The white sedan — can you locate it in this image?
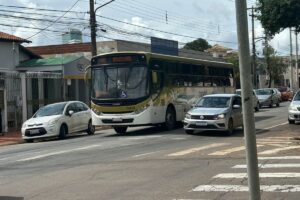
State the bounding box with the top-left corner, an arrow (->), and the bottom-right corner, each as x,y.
21,101 -> 95,142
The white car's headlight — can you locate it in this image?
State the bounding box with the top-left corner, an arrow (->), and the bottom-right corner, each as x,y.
48,118 -> 59,126
185,113 -> 191,119
22,122 -> 28,129
289,106 -> 298,111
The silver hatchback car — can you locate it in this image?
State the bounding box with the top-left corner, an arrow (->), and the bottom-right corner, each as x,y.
183,94 -> 243,135
288,90 -> 300,124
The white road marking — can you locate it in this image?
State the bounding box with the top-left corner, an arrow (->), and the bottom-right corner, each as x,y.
132,151 -> 161,158
17,144 -> 101,162
208,145 -> 263,156
257,141 -> 292,144
258,156 -> 300,160
263,122 -> 288,130
168,143 -> 228,156
267,137 -> 295,139
192,185 -> 300,192
172,137 -> 187,140
213,173 -> 300,179
233,163 -> 300,169
127,136 -> 162,140
259,146 -> 300,155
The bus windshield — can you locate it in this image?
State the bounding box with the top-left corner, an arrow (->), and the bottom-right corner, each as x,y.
92,64 -> 149,99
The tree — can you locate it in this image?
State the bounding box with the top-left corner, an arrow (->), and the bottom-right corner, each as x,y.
256,0 -> 300,36
262,45 -> 288,87
225,53 -> 240,88
183,38 -> 212,52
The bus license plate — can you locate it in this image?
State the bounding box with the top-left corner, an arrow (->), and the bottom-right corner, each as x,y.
112,118 -> 123,122
196,122 -> 207,126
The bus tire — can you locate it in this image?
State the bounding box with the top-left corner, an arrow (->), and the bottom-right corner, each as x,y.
164,106 -> 176,131
113,126 -> 128,134
185,130 -> 194,134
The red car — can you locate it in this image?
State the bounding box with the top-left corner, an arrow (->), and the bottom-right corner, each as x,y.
277,87 -> 294,101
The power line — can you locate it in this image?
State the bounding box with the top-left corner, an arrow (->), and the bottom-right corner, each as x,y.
26,0 -> 81,39
98,15 -> 237,44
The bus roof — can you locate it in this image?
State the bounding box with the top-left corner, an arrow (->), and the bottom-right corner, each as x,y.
92,51 -> 233,68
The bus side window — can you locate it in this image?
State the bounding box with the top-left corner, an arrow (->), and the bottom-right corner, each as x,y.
152,71 -> 162,93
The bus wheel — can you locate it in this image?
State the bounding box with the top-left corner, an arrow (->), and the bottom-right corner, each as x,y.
185,130 -> 194,134
164,106 -> 176,131
113,126 -> 128,134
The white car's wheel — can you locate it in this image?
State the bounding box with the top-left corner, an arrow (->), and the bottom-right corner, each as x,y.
87,120 -> 95,135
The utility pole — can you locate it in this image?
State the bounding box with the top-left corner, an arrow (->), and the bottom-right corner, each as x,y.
296,31 -> 299,89
89,0 -> 115,57
235,1 -> 261,200
250,6 -> 257,89
90,0 -> 97,56
290,28 -> 294,89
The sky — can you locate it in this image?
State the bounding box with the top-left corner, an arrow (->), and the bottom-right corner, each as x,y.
0,0 -> 296,56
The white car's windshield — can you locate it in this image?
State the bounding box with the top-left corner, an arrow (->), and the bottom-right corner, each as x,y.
294,92 -> 300,101
34,102 -> 67,117
256,89 -> 272,95
196,97 -> 231,108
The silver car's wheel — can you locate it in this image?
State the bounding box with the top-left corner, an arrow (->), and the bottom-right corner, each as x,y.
289,119 -> 295,124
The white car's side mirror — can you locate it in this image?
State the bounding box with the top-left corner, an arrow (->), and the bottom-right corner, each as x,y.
68,110 -> 74,116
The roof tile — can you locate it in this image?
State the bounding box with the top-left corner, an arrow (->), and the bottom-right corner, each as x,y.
0,32 -> 30,43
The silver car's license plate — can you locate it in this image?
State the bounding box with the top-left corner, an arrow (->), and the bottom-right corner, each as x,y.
196,121 -> 207,126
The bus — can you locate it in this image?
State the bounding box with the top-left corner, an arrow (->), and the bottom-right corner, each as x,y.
89,51 -> 234,134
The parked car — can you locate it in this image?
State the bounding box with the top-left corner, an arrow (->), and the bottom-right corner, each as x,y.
183,94 -> 243,135
255,88 -> 280,108
278,87 -> 294,101
235,89 -> 260,112
21,101 -> 95,142
288,90 -> 300,124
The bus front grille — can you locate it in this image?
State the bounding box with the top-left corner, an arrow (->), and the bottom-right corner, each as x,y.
102,119 -> 134,124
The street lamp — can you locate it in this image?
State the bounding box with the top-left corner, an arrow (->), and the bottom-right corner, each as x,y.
89,0 -> 115,56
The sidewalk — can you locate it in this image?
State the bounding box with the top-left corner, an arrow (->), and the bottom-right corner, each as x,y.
0,131 -> 22,146
0,126 -> 111,146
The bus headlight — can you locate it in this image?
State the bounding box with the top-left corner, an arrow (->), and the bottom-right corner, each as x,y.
185,113 -> 191,119
92,108 -> 103,115
134,104 -> 149,114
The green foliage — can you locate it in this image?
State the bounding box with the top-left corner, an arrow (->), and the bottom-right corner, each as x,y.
262,45 -> 288,87
225,54 -> 240,88
183,38 -> 212,52
256,0 -> 300,36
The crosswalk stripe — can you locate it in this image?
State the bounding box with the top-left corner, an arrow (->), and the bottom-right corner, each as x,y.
192,185 -> 300,192
259,146 -> 300,155
208,145 -> 264,156
257,141 -> 293,144
233,163 -> 300,169
213,173 -> 300,179
258,156 -> 300,160
167,143 -> 228,156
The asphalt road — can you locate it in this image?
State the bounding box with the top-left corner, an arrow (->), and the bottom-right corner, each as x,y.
1,101 -> 300,200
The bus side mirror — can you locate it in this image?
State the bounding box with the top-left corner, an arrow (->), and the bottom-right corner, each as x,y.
84,66 -> 91,86
152,71 -> 158,84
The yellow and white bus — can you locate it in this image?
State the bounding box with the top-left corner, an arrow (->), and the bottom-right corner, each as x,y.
89,52 -> 234,134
